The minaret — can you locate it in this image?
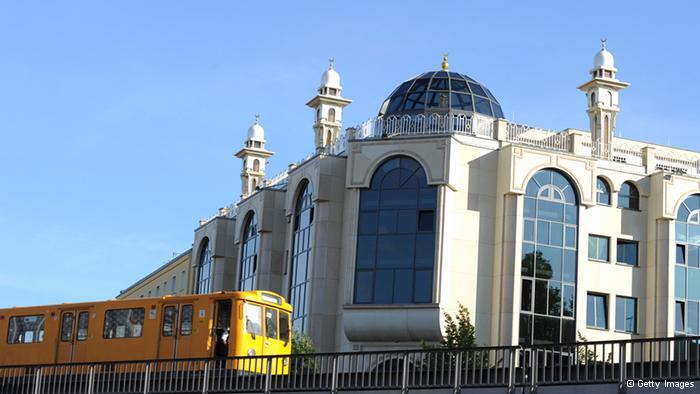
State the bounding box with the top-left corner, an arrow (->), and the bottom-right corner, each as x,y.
235,115 -> 273,197
577,40 -> 630,157
306,58 -> 352,151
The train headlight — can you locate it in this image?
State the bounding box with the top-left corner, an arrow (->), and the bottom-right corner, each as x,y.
247,348 -> 256,356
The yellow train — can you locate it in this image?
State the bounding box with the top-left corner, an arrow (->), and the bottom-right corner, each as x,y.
0,291 -> 291,370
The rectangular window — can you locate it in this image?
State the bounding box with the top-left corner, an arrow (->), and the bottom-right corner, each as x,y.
77,312 -> 89,341
677,244 -> 686,265
617,240 -> 638,266
103,308 -> 145,339
180,305 -> 193,336
244,303 -> 263,337
162,306 -> 177,337
676,301 -> 686,332
60,313 -> 74,342
615,296 -> 637,333
587,293 -> 608,329
265,308 -> 278,339
171,276 -> 177,294
181,270 -> 186,291
279,311 -> 291,343
588,235 -> 610,262
7,315 -> 45,344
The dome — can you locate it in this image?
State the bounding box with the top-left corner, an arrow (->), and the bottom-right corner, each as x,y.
247,119 -> 265,141
594,48 -> 615,69
320,67 -> 341,89
378,71 -> 504,119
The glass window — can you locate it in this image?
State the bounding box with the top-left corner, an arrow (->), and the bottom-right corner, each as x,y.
244,303 -> 263,337
676,195 -> 700,334
7,315 -> 45,344
60,313 -> 74,342
265,308 -> 278,339
615,296 -> 636,333
589,235 -> 610,262
77,312 -> 89,341
587,293 -> 607,329
290,181 -> 315,333
676,301 -> 685,332
180,305 -> 193,336
279,312 -> 290,343
596,177 -> 611,205
618,182 -> 640,210
240,213 -> 259,291
196,239 -> 212,294
520,169 -> 578,346
162,306 -> 177,337
103,308 -> 145,339
354,156 -> 436,305
617,240 -> 638,266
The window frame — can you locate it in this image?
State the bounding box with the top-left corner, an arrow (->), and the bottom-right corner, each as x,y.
616,239 -> 639,267
586,293 -> 608,330
596,177 -> 611,206
615,295 -> 637,333
6,314 -> 46,345
588,234 -> 611,262
180,304 -> 193,336
618,181 -> 640,211
102,308 -> 145,339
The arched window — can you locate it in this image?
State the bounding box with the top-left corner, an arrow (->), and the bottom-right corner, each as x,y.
608,92 -> 614,106
196,238 -> 212,294
251,179 -> 258,191
596,177 -> 611,205
520,169 -> 578,345
326,130 -> 332,146
590,92 -> 596,107
618,182 -> 639,210
354,156 -> 437,305
239,213 -> 258,291
328,108 -> 336,122
253,159 -> 260,172
604,115 -> 610,137
290,181 -> 314,332
675,194 -> 700,334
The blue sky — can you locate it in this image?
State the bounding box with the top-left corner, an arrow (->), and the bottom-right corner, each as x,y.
1,1 -> 698,307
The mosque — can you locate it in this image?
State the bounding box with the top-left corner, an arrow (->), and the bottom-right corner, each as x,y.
119,43 -> 700,353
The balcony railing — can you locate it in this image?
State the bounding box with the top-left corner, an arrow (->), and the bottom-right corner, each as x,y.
2,336 -> 700,393
350,113 -> 495,140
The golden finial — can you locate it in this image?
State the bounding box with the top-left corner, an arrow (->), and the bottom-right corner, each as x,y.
441,53 -> 449,71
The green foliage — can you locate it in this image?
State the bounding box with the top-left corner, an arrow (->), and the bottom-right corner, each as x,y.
577,331 -> 612,363
291,331 -> 315,355
440,304 -> 477,349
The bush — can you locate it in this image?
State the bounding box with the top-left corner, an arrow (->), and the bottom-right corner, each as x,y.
291,331 -> 315,354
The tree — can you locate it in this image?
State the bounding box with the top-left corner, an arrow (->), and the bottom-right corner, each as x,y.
290,331 -> 317,373
291,331 -> 315,354
441,304 -> 477,349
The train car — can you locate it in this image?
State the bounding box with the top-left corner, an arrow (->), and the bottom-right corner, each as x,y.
0,291 -> 291,369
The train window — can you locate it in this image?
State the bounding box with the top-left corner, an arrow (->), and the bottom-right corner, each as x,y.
162,306 -> 177,337
265,308 -> 278,339
7,315 -> 45,344
244,303 -> 263,337
77,312 -> 89,341
60,313 -> 74,342
103,308 -> 145,339
279,312 -> 290,343
180,305 -> 193,336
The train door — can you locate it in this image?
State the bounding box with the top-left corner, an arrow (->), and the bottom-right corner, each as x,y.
56,309 -> 91,363
263,307 -> 291,374
157,303 -> 195,359
212,300 -> 233,358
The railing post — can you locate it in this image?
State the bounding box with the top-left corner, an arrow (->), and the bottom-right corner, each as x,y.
87,365 -> 95,394
331,355 -> 339,394
201,360 -> 210,394
32,367 -> 41,394
619,343 -> 627,393
507,348 -> 516,393
143,362 -> 150,394
530,349 -> 537,394
401,353 -> 409,394
453,351 -> 462,394
264,357 -> 273,394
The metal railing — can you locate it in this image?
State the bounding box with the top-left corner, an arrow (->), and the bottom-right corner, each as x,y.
349,113 -> 494,140
2,336 -> 700,393
505,123 -> 569,152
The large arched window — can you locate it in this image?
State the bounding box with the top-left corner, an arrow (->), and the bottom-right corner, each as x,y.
196,238 -> 212,294
290,181 -> 314,332
354,156 -> 437,304
675,194 -> 700,334
239,213 -> 258,291
520,169 -> 578,345
596,177 -> 611,206
618,181 -> 639,210
328,108 -> 336,122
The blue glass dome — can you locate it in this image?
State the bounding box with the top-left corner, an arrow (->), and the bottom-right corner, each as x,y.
378,71 -> 504,119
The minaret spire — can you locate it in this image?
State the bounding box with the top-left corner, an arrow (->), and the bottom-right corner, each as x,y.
306,59 -> 352,152
234,115 -> 273,197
